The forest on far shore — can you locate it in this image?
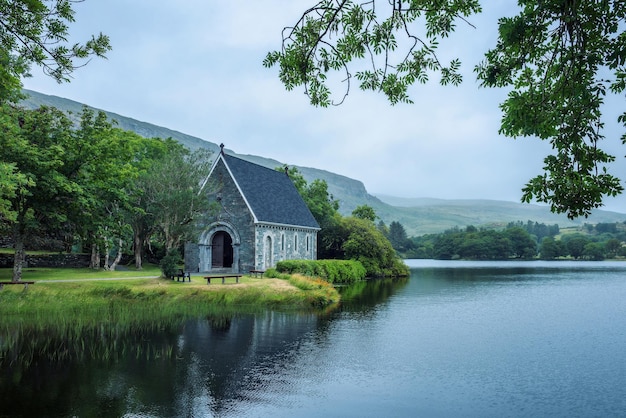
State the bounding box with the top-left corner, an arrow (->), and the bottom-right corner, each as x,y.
382,220 -> 626,261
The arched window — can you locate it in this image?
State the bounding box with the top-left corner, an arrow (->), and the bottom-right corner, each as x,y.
264,235 -> 272,268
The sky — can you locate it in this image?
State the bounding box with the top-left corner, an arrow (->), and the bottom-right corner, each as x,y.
21,1 -> 626,213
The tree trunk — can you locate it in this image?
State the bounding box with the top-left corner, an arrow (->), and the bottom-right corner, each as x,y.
109,238 -> 123,271
12,234 -> 25,282
102,235 -> 110,271
134,231 -> 143,270
90,242 -> 100,269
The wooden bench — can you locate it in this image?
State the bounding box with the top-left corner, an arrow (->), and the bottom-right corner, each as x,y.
0,281 -> 35,290
171,269 -> 191,282
249,269 -> 265,277
204,274 -> 242,284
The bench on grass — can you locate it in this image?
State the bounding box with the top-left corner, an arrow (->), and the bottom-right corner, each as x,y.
0,281 -> 35,290
204,274 -> 242,284
249,269 -> 265,277
171,269 -> 191,282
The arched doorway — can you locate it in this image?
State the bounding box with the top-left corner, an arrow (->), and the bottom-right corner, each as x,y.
198,222 -> 240,273
212,231 -> 233,268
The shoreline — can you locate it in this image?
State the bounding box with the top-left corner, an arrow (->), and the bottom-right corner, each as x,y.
0,274 -> 341,330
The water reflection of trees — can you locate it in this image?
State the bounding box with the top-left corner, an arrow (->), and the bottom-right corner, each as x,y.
339,277 -> 409,312
0,322 -> 182,417
0,311 -> 327,417
0,278 -> 408,416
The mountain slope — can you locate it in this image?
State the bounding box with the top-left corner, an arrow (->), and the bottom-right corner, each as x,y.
19,89 -> 626,236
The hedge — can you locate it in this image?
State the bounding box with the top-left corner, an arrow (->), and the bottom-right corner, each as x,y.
275,259 -> 366,284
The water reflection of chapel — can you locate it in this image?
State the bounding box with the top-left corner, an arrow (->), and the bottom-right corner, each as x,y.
185,145 -> 320,274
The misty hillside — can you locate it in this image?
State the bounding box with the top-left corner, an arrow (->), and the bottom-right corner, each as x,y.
20,89 -> 626,236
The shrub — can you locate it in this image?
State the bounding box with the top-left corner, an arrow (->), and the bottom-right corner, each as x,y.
159,249 -> 182,278
275,259 -> 365,284
340,217 -> 409,277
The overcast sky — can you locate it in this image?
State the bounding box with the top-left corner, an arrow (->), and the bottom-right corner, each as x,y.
22,1 -> 626,213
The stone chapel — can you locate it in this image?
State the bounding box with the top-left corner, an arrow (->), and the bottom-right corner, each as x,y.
184,145 -> 320,273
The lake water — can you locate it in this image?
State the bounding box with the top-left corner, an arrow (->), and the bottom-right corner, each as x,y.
2,260 -> 626,417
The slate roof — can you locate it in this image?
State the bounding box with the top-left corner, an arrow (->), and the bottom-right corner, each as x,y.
220,153 -> 320,229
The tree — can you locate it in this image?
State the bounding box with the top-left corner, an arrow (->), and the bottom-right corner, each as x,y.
303,179 -> 341,258
605,238 -> 622,259
539,236 -> 561,260
264,0 -> 481,106
0,105 -> 124,281
135,143 -> 214,256
0,162 -> 31,224
433,231 -> 461,260
565,235 -> 590,259
595,223 -> 618,234
388,221 -> 409,252
0,0 -> 111,102
281,165 -> 340,229
583,242 -> 605,261
280,165 -> 308,194
280,165 -> 342,258
267,1 -> 626,218
352,204 -> 377,222
504,227 -> 537,259
476,1 -> 626,219
1,105 -> 73,280
301,179 -> 340,227
341,216 -> 408,277
458,229 -> 511,259
73,120 -> 150,270
1,104 -> 178,277
377,219 -> 389,238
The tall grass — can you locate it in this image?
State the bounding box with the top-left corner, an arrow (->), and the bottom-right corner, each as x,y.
0,273 -> 340,367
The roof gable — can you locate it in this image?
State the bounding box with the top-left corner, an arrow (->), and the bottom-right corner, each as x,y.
211,152 -> 319,229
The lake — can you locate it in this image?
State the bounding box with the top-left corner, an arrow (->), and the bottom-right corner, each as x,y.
2,260 -> 626,417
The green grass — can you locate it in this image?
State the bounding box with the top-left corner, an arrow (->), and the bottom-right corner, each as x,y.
0,269 -> 342,365
0,270 -> 340,320
0,265 -> 162,281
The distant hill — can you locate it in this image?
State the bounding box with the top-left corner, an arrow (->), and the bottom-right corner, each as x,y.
20,89 -> 218,153
373,195 -> 626,235
20,89 -> 626,236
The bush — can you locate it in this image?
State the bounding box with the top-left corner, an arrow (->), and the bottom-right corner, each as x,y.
340,217 -> 409,277
275,259 -> 366,284
159,249 -> 182,278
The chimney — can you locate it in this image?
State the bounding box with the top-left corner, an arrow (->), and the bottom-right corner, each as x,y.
284,166 -> 289,177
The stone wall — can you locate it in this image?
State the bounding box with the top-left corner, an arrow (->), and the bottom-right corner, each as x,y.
0,253 -> 92,268
184,242 -> 200,273
215,159 -> 255,270
186,158 -> 256,273
254,224 -> 317,270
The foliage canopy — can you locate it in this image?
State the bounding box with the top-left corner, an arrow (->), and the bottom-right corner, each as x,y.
266,1 -> 626,219
0,0 -> 110,103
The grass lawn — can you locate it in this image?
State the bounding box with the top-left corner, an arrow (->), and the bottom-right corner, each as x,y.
0,265 -> 162,281
0,265 -> 341,326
